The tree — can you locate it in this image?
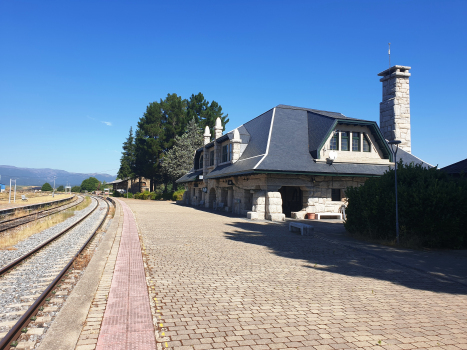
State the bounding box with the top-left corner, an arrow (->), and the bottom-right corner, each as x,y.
134,101 -> 165,192
41,182 -> 53,191
80,177 -> 100,192
71,186 -> 81,193
161,118 -> 203,181
187,93 -> 229,140
117,127 -> 135,180
57,185 -> 65,192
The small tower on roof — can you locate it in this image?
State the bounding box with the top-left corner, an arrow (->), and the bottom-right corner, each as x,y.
203,126 -> 211,145
214,117 -> 223,139
378,65 -> 412,154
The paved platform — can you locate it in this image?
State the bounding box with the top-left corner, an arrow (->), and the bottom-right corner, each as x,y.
124,199 -> 467,350
95,199 -> 156,349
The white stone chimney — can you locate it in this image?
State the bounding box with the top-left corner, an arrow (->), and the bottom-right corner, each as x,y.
214,117 -> 223,139
378,65 -> 411,153
203,126 -> 211,145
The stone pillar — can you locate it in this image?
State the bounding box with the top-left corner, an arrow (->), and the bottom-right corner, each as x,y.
227,189 -> 233,211
378,65 -> 411,153
231,128 -> 241,163
265,191 -> 285,222
248,190 -> 266,220
214,117 -> 223,140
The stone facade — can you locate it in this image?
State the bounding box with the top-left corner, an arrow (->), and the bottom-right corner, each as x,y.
182,172 -> 367,222
378,65 -> 411,153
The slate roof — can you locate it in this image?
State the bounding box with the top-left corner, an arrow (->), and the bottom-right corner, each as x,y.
440,158 -> 467,175
177,104 -> 431,183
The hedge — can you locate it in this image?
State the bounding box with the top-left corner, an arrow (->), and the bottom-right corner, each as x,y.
344,161 -> 467,249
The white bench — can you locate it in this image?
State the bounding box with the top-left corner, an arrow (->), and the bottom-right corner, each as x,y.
316,212 -> 342,220
289,222 -> 314,236
21,195 -> 28,201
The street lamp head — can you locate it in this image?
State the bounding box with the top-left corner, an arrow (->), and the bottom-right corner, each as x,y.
388,140 -> 401,145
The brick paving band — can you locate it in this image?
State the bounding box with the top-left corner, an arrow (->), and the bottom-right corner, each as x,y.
95,199 -> 156,350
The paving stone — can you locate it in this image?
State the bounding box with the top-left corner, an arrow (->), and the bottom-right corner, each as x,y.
125,200 -> 467,350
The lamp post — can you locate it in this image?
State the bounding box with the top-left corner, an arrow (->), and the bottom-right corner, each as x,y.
388,140 -> 401,244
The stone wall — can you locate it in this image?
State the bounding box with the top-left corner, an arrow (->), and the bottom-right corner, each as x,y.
181,173 -> 368,221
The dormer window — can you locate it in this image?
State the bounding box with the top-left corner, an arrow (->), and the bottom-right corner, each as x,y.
352,132 -> 360,151
199,155 -> 204,169
341,132 -> 350,151
222,143 -> 232,163
330,132 -> 339,150
363,134 -> 371,152
209,151 -> 214,166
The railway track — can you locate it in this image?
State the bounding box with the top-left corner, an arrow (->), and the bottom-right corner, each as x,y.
0,196 -> 113,349
0,196 -> 82,234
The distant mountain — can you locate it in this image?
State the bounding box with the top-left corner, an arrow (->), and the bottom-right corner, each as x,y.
0,165 -> 116,186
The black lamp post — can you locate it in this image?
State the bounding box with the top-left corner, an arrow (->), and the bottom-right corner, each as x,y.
388,140 -> 401,244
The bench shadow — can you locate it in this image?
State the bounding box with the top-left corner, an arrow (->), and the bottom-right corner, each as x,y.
223,219 -> 467,295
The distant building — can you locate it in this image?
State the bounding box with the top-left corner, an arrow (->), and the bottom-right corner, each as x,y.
107,177 -> 151,193
0,184 -> 5,193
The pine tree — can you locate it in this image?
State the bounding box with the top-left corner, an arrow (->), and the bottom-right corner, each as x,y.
117,127 -> 135,180
187,93 -> 229,140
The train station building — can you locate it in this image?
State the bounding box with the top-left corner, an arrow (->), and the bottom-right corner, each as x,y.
177,65 -> 431,221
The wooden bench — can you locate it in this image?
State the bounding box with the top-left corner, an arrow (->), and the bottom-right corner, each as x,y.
289,222 -> 314,236
21,195 -> 28,201
316,212 -> 342,220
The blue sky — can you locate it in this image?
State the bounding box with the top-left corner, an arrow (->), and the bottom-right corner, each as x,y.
1,0 -> 466,177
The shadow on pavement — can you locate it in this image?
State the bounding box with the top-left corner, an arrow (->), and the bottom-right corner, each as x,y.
223,219 -> 467,295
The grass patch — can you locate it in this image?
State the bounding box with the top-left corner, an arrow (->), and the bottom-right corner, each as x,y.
0,196 -> 93,250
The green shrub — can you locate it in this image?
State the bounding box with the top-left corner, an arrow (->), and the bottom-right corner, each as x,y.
344,161 -> 467,249
172,189 -> 185,201
112,191 -> 120,197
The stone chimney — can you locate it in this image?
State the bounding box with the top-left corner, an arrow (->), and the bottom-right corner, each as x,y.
378,65 -> 411,153
203,126 -> 211,145
214,117 -> 223,139
231,128 -> 241,163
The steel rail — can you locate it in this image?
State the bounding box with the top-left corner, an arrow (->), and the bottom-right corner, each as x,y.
0,196 -> 111,350
0,195 -> 76,218
0,196 -> 97,275
0,196 -> 80,233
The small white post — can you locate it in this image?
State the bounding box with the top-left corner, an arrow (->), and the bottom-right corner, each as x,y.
9,179 -> 11,203
14,180 -> 16,203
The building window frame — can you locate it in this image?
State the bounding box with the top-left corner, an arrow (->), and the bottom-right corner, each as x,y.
362,133 -> 371,152
330,132 -> 339,150
221,143 -> 232,163
199,155 -> 203,169
352,132 -> 361,152
209,150 -> 214,166
331,188 -> 341,201
341,132 -> 350,151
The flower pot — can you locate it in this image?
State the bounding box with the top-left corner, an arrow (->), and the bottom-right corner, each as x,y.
306,213 -> 316,220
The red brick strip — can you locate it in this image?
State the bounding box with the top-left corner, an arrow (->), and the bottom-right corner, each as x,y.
96,199 -> 156,350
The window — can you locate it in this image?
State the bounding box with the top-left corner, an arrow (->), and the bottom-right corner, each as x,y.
331,189 -> 341,201
352,132 -> 360,151
330,132 -> 339,150
209,151 -> 214,166
363,134 -> 371,152
199,155 -> 203,169
341,132 -> 350,151
222,144 -> 232,163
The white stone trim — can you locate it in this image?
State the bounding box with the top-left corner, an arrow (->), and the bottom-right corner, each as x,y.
253,108 -> 276,170
236,154 -> 265,162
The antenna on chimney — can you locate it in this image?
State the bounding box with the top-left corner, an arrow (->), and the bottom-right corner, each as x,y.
388,43 -> 391,67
